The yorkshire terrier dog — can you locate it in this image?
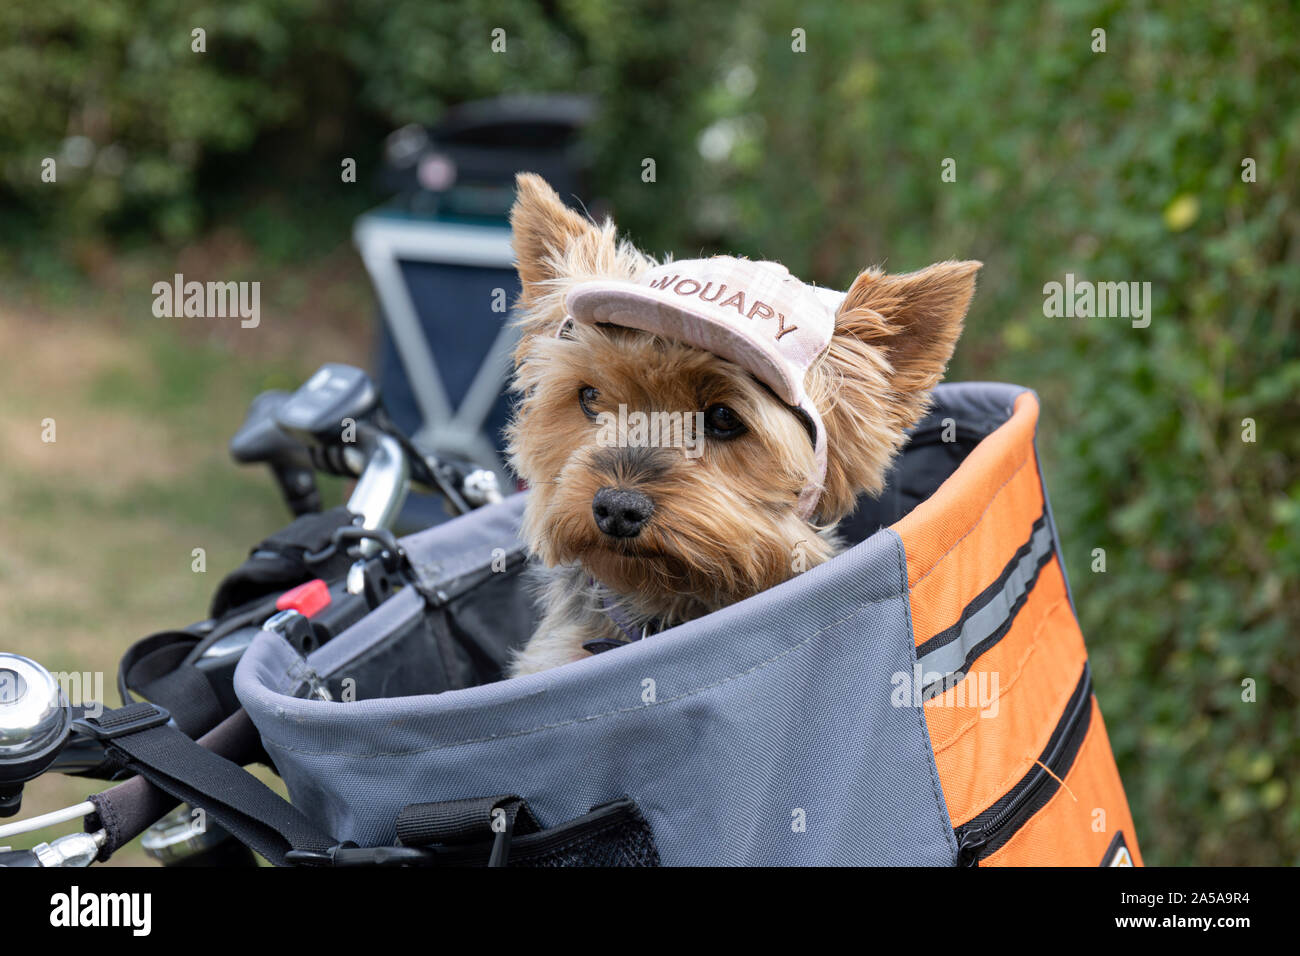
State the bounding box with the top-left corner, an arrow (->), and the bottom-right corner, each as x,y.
505,173 -> 979,676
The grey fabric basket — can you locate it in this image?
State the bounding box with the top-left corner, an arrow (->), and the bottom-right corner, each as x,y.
234,382 -> 1033,865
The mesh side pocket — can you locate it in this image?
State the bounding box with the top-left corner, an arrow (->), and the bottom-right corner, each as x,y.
512,800 -> 661,867
396,796 -> 661,867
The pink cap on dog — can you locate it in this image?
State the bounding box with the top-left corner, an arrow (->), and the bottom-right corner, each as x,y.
564,257 -> 838,519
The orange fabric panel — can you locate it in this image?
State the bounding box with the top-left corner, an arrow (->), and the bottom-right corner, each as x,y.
924,560 -> 1089,826
894,393 -> 1043,647
980,698 -> 1144,867
892,388 -> 1140,863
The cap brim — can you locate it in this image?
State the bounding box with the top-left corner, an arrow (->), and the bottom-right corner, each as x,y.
565,280 -> 804,405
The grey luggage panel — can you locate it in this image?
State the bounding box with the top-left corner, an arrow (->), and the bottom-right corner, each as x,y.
236,516 -> 956,865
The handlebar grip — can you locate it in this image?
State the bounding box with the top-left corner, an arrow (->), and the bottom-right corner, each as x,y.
307,444 -> 361,480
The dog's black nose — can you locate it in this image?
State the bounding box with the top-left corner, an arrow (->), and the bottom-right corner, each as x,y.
592,487 -> 654,538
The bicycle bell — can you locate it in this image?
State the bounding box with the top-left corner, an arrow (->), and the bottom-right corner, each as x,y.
0,654 -> 72,816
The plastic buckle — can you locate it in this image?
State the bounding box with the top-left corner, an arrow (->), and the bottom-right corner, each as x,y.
284,841 -> 361,866
72,703 -> 171,741
348,845 -> 440,866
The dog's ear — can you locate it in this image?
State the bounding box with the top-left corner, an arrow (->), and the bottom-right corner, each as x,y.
813,260 -> 980,515
511,172 -> 600,304
510,172 -> 645,350
837,260 -> 980,403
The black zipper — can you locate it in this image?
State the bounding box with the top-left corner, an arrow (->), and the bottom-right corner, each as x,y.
954,664 -> 1093,866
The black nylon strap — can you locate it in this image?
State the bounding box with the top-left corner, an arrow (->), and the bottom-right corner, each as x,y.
396,795 -> 540,848
139,666 -> 226,736
84,706 -> 336,866
117,631 -> 227,737
118,630 -> 197,697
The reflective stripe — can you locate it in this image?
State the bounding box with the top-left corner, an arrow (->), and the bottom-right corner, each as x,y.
916,514 -> 1055,690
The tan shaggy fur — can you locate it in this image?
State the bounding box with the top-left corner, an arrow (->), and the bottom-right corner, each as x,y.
505,173 -> 980,676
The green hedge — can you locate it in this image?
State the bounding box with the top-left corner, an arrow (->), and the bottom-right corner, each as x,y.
1,0 -> 1295,864
712,0 -> 1300,867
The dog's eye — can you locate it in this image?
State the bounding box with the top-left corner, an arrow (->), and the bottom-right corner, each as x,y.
703,404 -> 746,439
578,386 -> 600,419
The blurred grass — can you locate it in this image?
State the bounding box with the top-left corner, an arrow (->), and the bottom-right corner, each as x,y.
0,242 -> 367,863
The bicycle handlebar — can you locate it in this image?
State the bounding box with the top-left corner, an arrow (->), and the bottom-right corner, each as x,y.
0,362 -> 504,864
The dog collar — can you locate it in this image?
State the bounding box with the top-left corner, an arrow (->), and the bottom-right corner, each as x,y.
583,580 -> 662,655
